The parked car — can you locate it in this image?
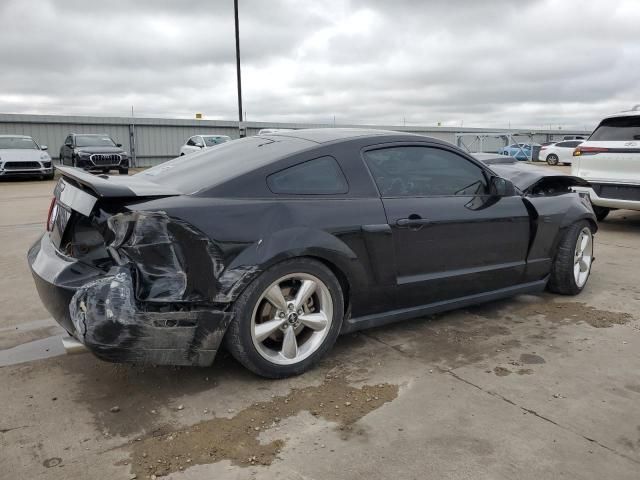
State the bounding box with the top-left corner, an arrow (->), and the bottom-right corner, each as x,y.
0,135 -> 54,180
562,135 -> 587,141
179,135 -> 231,156
59,133 -> 129,175
539,140 -> 583,165
498,143 -> 540,161
29,129 -> 596,378
572,105 -> 640,221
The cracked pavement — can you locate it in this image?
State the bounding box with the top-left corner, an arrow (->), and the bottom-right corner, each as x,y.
1,176 -> 639,479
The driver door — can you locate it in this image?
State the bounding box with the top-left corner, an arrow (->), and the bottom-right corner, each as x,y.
363,144 -> 531,308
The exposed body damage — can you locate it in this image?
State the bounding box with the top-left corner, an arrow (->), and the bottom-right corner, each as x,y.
65,211 -> 259,366
69,265 -> 232,365
29,130 -> 598,371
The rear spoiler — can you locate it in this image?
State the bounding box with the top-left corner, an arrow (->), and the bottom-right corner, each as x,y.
57,166 -> 181,198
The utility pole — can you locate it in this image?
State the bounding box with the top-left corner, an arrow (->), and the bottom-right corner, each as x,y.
234,0 -> 244,137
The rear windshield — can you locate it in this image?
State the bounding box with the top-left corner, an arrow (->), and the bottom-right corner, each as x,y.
589,116 -> 640,141
138,136 -> 314,194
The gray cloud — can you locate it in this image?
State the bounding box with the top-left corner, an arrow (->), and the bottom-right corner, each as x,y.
1,0 -> 638,130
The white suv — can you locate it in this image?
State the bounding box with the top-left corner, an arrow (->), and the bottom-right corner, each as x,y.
572,105 -> 640,221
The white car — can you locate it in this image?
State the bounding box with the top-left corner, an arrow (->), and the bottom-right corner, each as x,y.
179,135 -> 231,156
572,105 -> 640,221
0,135 -> 54,180
539,140 -> 583,166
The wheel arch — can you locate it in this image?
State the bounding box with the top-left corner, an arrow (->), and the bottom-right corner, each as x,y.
215,227 -> 367,309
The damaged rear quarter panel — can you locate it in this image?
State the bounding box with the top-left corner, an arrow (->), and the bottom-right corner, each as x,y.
130,195 -> 390,316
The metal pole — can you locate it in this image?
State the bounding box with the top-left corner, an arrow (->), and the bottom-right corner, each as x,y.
234,0 -> 244,137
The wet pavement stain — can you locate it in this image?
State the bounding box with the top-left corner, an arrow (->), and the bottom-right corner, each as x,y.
128,374 -> 398,478
505,300 -> 632,328
58,354 -> 248,437
520,353 -> 546,364
493,366 -> 512,376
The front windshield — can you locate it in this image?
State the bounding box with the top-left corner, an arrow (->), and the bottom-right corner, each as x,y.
203,136 -> 230,146
0,136 -> 39,150
75,135 -> 116,147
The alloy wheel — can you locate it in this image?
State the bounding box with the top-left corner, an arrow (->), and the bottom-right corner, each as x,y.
250,273 -> 333,365
574,227 -> 593,287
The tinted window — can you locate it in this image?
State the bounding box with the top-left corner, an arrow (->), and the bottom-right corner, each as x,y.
590,116 -> 640,141
267,156 -> 348,195
75,135 -> 116,147
364,146 -> 487,197
186,136 -> 197,146
555,141 -> 572,147
139,136 -> 315,194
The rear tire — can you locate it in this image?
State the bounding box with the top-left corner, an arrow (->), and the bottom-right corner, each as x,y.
224,258 -> 344,378
546,154 -> 559,166
547,220 -> 594,295
593,205 -> 610,222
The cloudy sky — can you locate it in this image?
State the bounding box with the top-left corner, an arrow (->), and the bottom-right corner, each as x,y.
1,0 -> 638,130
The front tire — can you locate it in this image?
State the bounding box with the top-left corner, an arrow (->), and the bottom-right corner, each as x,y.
546,154 -> 559,166
547,220 -> 594,295
224,258 -> 344,378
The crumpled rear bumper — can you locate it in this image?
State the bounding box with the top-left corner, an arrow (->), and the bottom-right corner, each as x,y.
28,233 -> 233,366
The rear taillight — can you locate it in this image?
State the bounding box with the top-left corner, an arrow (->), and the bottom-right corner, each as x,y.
46,197 -> 57,231
574,146 -> 609,156
540,146 -> 547,151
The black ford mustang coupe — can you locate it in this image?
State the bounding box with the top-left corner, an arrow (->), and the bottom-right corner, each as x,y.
29,129 -> 596,378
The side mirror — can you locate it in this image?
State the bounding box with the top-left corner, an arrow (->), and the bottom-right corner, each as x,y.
490,176 -> 516,196
116,143 -> 122,148
195,143 -> 204,148
41,145 -> 48,151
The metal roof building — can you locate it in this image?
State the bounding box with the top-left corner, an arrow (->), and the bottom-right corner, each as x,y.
0,113 -> 591,167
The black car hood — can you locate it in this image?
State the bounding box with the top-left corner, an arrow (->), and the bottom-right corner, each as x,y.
488,162 -> 590,192
76,146 -> 125,154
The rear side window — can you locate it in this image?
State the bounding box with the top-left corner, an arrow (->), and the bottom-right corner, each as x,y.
267,156 -> 348,195
590,116 -> 640,141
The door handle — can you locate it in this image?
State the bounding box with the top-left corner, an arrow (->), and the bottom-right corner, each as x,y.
396,215 -> 431,228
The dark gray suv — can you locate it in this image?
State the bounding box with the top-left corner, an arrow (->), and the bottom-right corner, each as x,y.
59,133 -> 129,175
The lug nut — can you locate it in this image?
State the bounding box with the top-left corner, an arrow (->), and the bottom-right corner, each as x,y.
279,312 -> 285,318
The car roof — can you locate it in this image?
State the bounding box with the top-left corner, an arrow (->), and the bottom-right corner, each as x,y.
259,128 -> 425,144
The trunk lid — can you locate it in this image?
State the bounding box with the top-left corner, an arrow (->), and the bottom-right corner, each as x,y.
50,167 -> 180,250
56,166 -> 182,198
